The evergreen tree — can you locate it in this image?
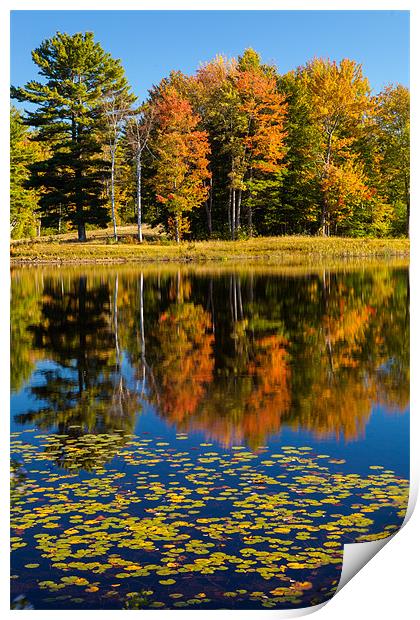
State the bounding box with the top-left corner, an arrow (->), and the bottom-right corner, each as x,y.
11,32 -> 132,241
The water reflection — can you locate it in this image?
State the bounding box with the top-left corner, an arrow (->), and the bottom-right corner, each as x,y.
12,274 -> 140,469
11,265 -> 409,458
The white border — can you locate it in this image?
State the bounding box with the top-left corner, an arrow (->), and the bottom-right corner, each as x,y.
1,2 -> 418,619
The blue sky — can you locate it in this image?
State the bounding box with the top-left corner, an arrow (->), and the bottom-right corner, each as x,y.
11,10 -> 409,101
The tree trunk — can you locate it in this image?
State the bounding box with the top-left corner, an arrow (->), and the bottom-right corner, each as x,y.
231,189 -> 236,240
236,189 -> 242,232
320,196 -> 327,236
248,170 -> 253,236
405,176 -> 410,236
228,188 -> 232,234
175,216 -> 180,244
137,153 -> 143,242
78,222 -> 86,242
321,138 -> 333,236
111,148 -> 118,241
74,117 -> 86,242
205,177 -> 213,237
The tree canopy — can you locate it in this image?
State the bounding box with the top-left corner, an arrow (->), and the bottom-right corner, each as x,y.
11,34 -> 410,241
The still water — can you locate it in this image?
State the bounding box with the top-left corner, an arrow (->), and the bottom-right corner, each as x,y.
10,263 -> 409,610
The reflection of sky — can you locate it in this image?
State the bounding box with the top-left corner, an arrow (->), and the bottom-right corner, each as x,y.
11,359 -> 410,480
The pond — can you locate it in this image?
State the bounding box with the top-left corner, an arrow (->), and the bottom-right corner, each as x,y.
10,262 -> 409,610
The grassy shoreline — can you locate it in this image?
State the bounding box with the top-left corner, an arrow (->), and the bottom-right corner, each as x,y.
10,235 -> 409,265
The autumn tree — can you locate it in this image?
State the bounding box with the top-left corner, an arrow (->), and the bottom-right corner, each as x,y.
194,50 -> 287,238
320,156 -> 373,235
234,49 -> 288,235
298,58 -> 374,235
152,85 -> 211,242
277,71 -> 325,234
193,55 -> 238,236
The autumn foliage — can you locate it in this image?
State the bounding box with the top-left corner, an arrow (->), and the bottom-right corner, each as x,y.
12,38 -> 409,240
153,87 -> 211,241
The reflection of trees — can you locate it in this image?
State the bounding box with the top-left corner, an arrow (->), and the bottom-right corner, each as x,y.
143,274 -> 292,448
290,268 -> 409,439
147,275 -> 215,425
14,275 -> 140,470
11,266 -> 409,452
374,270 -> 409,411
141,269 -> 408,445
190,334 -> 291,449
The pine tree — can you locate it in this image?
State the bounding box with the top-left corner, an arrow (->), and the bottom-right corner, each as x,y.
11,32 -> 133,241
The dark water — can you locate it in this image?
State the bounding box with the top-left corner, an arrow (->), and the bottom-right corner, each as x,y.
10,264 -> 409,610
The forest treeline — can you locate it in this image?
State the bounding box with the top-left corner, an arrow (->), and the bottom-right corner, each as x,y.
11,32 -> 410,242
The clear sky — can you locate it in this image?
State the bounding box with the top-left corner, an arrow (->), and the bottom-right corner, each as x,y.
11,10 -> 409,101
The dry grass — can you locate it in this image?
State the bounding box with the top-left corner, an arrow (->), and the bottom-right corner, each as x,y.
10,224 -> 162,245
10,231 -> 409,265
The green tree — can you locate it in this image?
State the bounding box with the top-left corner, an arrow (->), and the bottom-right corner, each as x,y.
374,84 -> 410,235
11,32 -> 132,241
277,71 -> 322,234
10,106 -> 45,238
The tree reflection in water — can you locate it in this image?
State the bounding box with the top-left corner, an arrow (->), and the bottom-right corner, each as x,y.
11,265 -> 409,462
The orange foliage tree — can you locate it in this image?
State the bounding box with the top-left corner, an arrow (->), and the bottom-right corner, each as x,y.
195,49 -> 288,237
153,86 -> 211,242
